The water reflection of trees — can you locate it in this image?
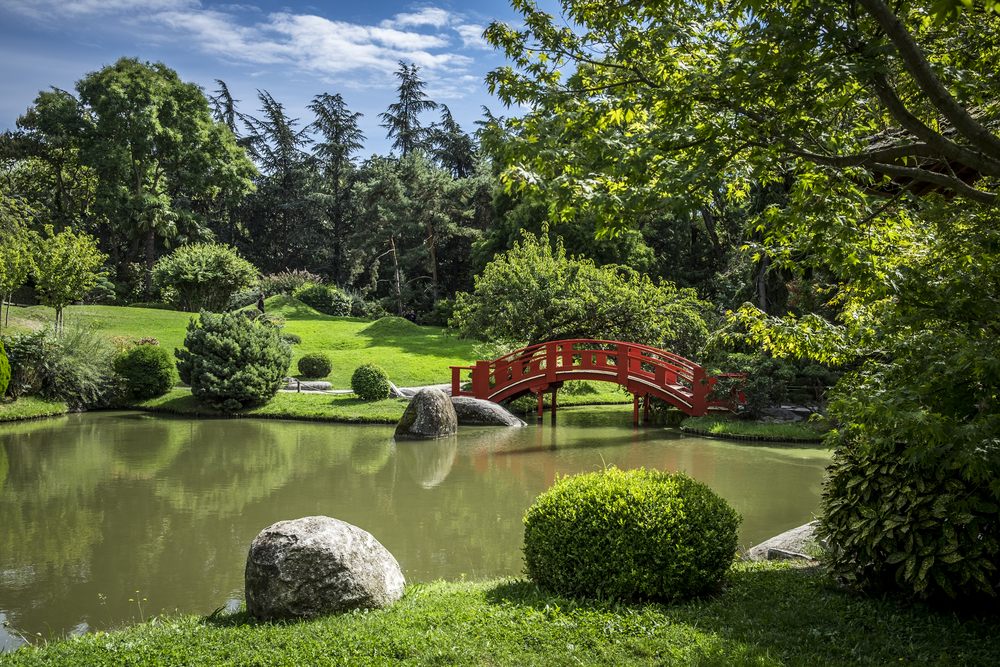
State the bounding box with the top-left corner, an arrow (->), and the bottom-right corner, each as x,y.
0,410 -> 829,650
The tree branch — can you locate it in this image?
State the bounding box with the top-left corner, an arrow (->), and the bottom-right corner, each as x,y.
857,0 -> 1000,160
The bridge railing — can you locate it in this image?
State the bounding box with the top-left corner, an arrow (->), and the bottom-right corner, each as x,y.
451,339 -> 747,414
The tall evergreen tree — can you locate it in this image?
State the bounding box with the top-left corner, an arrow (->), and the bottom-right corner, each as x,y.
308,93 -> 365,283
429,105 -> 476,179
379,62 -> 438,157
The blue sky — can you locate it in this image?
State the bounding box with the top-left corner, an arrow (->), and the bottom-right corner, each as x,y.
0,0 -> 540,157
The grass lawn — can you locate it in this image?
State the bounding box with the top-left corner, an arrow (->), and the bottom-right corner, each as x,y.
134,389 -> 409,423
2,297 -> 480,389
681,414 -> 831,442
0,396 -> 69,422
3,562 -> 997,666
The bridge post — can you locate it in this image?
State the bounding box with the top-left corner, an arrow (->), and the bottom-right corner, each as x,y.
617,343 -> 630,386
633,394 -> 639,423
691,366 -> 707,416
537,392 -> 544,420
473,360 -> 491,400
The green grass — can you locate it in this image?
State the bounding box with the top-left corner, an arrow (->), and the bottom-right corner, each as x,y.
3,563 -> 997,666
3,298 -> 481,389
133,388 -> 408,423
682,415 -> 830,441
0,396 -> 69,422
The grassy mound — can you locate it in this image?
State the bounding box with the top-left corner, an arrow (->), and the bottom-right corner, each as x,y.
361,316 -> 422,336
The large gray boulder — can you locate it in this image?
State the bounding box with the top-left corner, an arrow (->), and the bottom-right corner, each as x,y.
395,387 -> 457,439
743,521 -> 820,562
245,516 -> 405,620
451,396 -> 527,427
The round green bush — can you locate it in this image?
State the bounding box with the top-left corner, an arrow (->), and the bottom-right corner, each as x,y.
351,363 -> 391,401
113,344 -> 177,400
523,467 -> 740,601
298,352 -> 333,378
0,339 -> 10,397
819,441 -> 999,599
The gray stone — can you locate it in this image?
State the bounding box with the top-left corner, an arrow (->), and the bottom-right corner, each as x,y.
284,377 -> 333,391
245,516 -> 405,621
451,396 -> 527,427
394,388 -> 457,439
744,521 -> 821,562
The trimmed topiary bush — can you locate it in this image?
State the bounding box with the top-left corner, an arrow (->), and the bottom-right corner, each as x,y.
113,343 -> 177,401
294,284 -> 338,315
175,310 -> 292,411
819,441 -> 999,599
523,467 -> 740,601
0,339 -> 10,397
351,363 -> 391,401
298,352 -> 333,378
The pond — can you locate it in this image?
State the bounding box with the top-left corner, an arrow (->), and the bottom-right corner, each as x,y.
0,407 -> 830,651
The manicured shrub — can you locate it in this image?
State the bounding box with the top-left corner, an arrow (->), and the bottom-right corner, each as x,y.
819,441 -> 999,599
280,333 -> 302,345
175,310 -> 292,411
0,339 -> 10,397
113,343 -> 177,400
351,363 -> 391,401
523,467 -> 740,601
259,270 -> 323,296
298,352 -> 333,378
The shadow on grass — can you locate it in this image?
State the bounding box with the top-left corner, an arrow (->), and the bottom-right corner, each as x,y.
483,568 -> 1000,667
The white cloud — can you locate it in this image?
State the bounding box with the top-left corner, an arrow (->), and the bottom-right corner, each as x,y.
3,2 -> 489,89
380,8 -> 452,29
0,0 -> 197,21
454,24 -> 491,51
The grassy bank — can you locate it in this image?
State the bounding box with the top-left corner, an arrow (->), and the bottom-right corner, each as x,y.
681,415 -> 830,442
0,396 -> 69,422
3,563 -> 996,666
133,389 -> 409,423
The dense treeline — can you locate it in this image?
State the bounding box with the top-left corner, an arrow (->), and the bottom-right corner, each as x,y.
1,57 -> 756,324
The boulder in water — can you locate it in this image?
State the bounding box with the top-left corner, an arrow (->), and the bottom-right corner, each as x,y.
395,387 -> 457,439
451,396 -> 526,427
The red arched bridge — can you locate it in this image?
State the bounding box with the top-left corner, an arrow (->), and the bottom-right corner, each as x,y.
450,339 -> 745,421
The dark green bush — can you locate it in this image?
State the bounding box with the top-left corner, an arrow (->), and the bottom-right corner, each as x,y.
0,339 -> 10,397
280,333 -> 302,345
113,343 -> 177,400
1,323 -> 117,407
175,310 -> 292,411
330,291 -> 352,316
819,441 -> 999,599
298,352 -> 333,378
351,363 -> 391,400
523,467 -> 740,601
295,284 -> 339,315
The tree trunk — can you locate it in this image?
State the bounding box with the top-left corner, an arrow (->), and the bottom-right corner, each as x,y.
390,235 -> 403,316
426,212 -> 439,306
145,227 -> 155,300
700,207 -> 724,265
757,254 -> 771,314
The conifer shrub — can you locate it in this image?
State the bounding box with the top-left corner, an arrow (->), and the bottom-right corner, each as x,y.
175,310 -> 292,411
351,363 -> 391,401
298,352 -> 333,378
113,343 -> 176,400
523,467 -> 740,601
819,442 -> 999,599
0,339 -> 10,397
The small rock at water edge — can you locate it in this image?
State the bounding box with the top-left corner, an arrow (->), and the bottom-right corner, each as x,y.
245,516 -> 405,620
451,396 -> 527,427
395,387 -> 458,439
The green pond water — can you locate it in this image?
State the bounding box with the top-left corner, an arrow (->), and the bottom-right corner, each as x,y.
0,407 -> 830,651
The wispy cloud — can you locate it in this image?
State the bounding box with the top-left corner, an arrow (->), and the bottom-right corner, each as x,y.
1,0 -> 495,95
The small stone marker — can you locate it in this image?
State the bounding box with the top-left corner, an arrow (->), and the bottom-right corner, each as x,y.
245,516 -> 405,620
394,387 -> 458,439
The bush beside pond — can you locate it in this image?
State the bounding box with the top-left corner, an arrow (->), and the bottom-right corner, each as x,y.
523,467 -> 740,601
